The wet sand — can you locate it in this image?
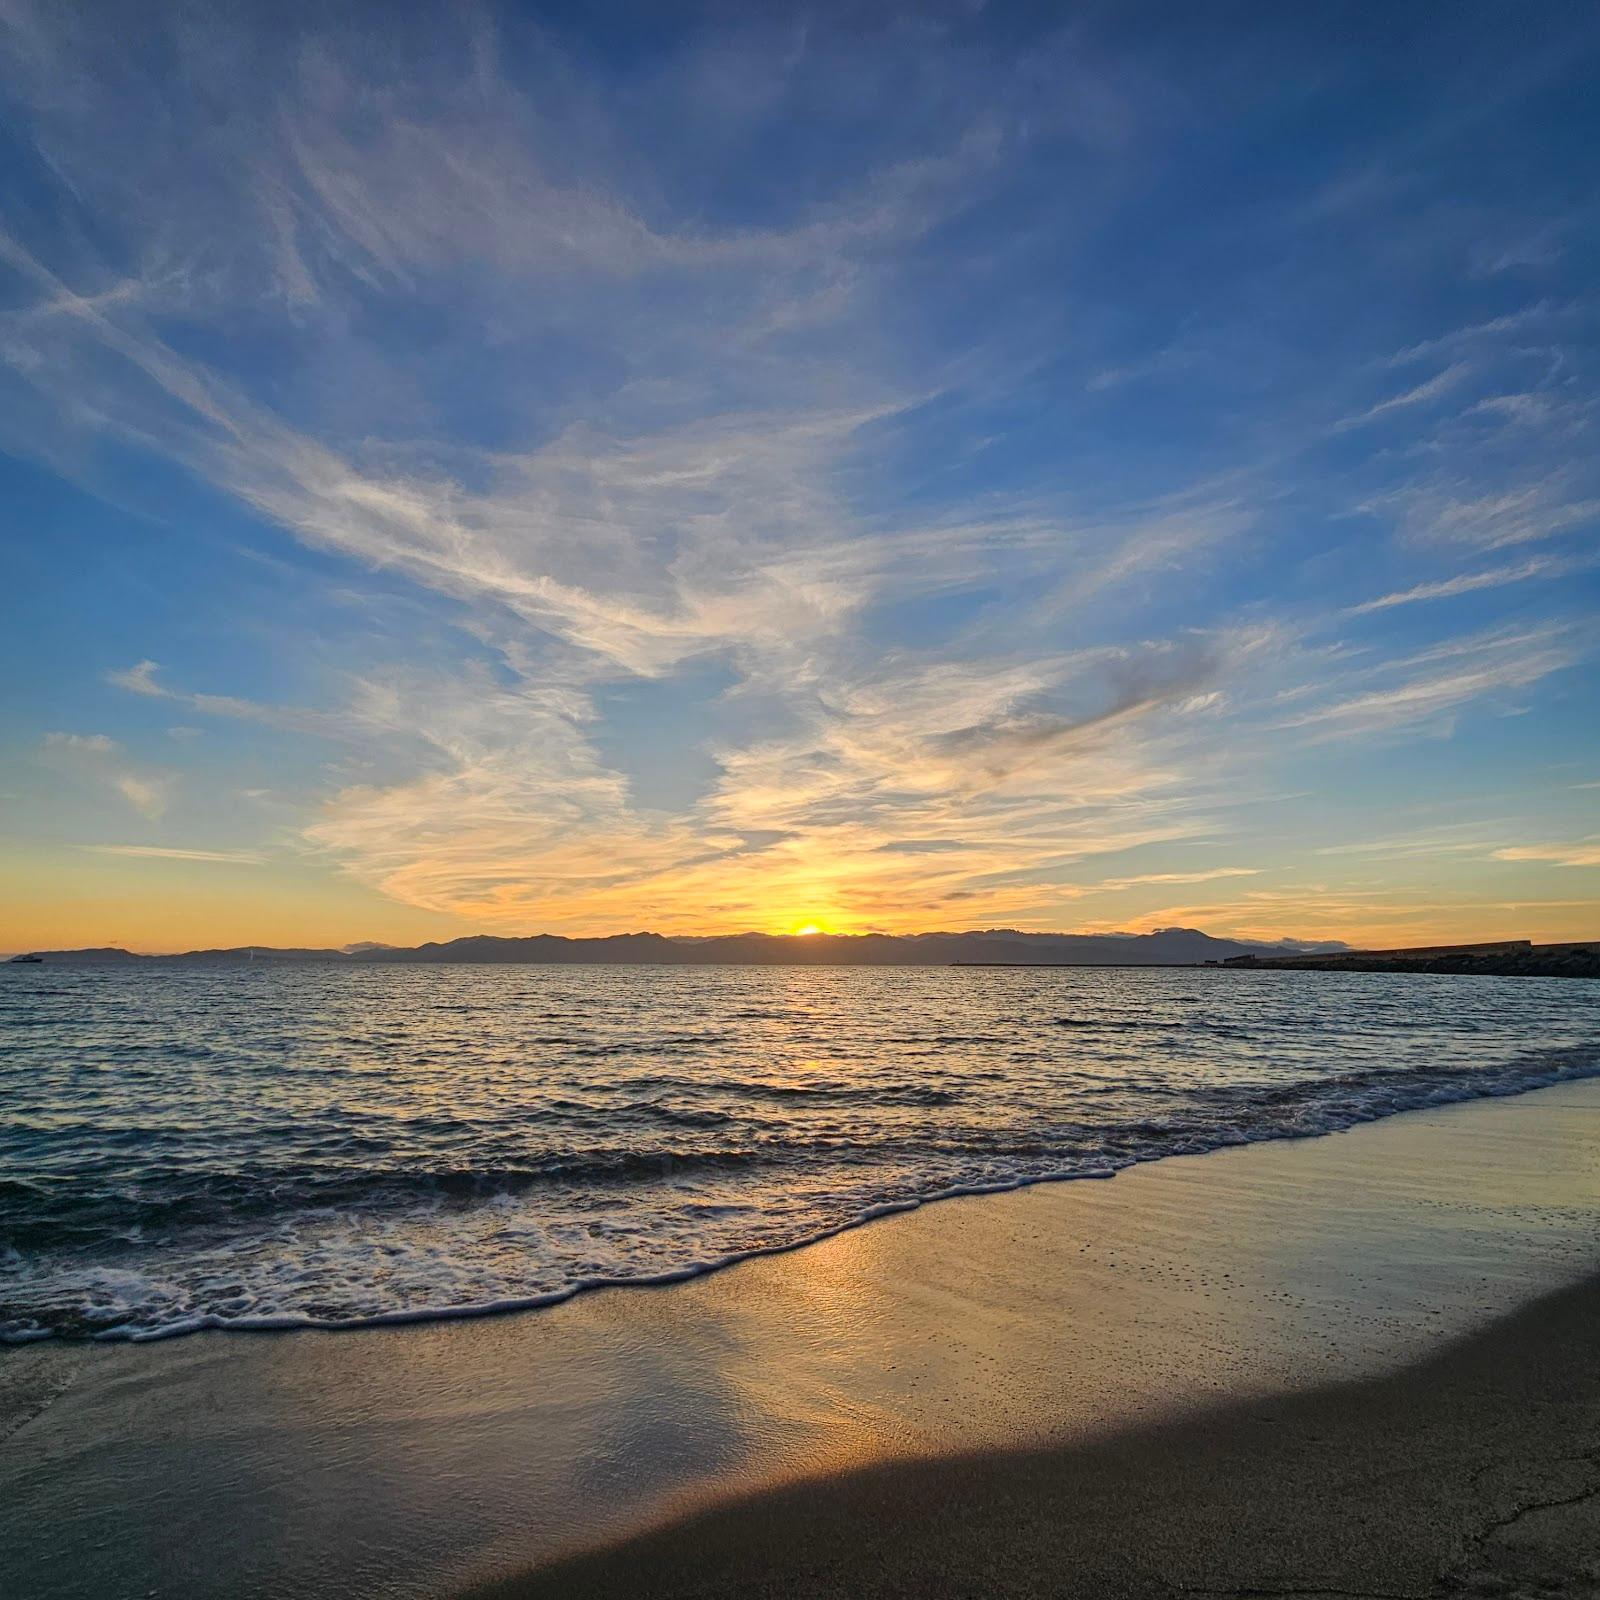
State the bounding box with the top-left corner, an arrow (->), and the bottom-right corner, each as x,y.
3,1078 -> 1598,1599
476,1271 -> 1600,1599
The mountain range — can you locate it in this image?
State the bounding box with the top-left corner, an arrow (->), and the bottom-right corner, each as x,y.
14,928 -> 1348,966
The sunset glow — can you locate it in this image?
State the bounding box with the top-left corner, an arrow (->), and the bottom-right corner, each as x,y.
0,5 -> 1596,955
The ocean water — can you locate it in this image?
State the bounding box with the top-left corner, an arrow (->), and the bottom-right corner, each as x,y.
2,961 -> 1597,1343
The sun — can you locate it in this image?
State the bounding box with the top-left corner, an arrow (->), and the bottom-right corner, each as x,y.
790,921 -> 827,937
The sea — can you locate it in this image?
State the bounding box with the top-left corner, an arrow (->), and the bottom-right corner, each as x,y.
3,960 -> 1598,1343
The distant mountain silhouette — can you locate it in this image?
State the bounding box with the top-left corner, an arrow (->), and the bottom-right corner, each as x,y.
14,927 -> 1348,966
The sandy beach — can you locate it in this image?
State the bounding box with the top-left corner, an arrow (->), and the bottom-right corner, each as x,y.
480,1272 -> 1600,1599
4,1077 -> 1599,1599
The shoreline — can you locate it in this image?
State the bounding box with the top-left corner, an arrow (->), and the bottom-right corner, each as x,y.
3,1077 -> 1598,1598
11,1044 -> 1598,1350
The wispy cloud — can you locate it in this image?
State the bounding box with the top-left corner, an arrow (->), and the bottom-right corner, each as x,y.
107,660 -> 162,695
41,732 -> 172,819
1493,839 -> 1600,868
1363,480 -> 1600,551
1095,867 -> 1260,889
1346,552 -> 1589,614
1332,363 -> 1471,432
1314,824 -> 1504,860
107,660 -> 358,738
1272,625 -> 1584,740
1086,342 -> 1201,392
85,845 -> 267,865
1388,304 -> 1554,365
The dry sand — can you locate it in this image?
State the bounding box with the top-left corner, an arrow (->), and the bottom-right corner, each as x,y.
2,1078 -> 1598,1599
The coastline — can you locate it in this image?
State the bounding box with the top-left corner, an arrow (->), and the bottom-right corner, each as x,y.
3,1077 -> 1598,1598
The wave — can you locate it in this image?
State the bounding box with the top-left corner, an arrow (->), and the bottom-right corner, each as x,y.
4,1039 -> 1596,1344
1055,1017 -> 1187,1029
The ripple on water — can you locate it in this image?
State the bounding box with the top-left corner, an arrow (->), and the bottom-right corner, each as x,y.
1,962 -> 1597,1341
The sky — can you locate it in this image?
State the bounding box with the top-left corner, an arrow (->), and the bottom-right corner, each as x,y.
1,0 -> 1597,953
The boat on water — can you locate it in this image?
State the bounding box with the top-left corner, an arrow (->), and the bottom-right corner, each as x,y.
8,954 -> 43,964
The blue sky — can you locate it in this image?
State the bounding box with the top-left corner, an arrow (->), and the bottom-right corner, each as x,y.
1,0 -> 1597,950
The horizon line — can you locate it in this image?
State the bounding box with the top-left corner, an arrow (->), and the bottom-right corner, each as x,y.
17,925 -> 1548,961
